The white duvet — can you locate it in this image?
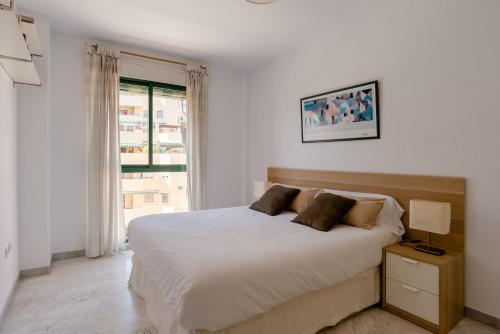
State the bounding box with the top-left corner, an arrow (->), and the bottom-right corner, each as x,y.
128,206 -> 403,332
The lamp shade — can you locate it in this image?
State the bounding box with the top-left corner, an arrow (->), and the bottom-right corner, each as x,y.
253,181 -> 271,198
409,200 -> 451,235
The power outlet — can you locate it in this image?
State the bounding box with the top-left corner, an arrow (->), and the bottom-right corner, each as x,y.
4,241 -> 12,258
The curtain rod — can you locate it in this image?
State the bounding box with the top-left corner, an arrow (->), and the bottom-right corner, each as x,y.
91,44 -> 207,71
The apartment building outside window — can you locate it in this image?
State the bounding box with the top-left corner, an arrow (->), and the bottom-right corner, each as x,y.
119,78 -> 188,231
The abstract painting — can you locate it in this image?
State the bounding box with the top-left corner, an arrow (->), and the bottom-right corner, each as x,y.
301,81 -> 380,143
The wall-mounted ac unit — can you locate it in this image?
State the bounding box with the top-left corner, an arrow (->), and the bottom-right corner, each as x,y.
19,15 -> 42,56
0,0 -> 13,9
0,1 -> 42,86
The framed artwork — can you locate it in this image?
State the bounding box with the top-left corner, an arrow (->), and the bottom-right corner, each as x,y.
300,80 -> 380,143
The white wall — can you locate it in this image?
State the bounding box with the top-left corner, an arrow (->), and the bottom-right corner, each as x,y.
49,32 -> 247,253
17,12 -> 51,270
206,64 -> 247,209
0,66 -> 19,319
246,0 -> 500,318
49,32 -> 85,254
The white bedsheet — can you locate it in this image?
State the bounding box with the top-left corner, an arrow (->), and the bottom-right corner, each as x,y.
128,206 -> 403,332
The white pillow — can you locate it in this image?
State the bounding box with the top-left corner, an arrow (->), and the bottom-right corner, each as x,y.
321,188 -> 406,237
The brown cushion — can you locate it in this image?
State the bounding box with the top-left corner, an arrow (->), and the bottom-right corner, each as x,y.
250,185 -> 300,216
292,193 -> 356,232
344,199 -> 385,229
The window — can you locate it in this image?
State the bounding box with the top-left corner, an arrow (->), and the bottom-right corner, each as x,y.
119,78 -> 188,230
161,193 -> 169,204
144,193 -> 155,203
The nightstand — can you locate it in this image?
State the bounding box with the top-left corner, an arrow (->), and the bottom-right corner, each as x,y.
382,243 -> 464,334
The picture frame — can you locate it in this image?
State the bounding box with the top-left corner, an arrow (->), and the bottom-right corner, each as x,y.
300,80 -> 380,143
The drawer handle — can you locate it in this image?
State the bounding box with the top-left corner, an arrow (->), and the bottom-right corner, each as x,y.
402,284 -> 420,293
401,257 -> 419,264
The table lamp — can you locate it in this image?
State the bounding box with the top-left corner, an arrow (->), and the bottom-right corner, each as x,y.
409,199 -> 451,256
253,181 -> 271,199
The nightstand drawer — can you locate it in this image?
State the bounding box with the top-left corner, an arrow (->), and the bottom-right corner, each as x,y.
386,278 -> 439,325
386,252 -> 439,295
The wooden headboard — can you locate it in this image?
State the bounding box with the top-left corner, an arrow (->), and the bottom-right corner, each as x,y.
268,167 -> 465,252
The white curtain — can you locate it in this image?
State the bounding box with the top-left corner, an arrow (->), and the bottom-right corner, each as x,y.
186,65 -> 208,211
84,45 -> 126,257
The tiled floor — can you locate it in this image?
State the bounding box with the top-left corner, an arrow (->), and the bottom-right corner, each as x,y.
1,251 -> 497,334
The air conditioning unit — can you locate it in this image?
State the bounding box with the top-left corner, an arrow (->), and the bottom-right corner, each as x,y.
19,15 -> 43,56
0,0 -> 42,86
0,0 -> 13,9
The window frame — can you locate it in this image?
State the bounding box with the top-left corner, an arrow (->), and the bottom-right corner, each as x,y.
120,77 -> 187,174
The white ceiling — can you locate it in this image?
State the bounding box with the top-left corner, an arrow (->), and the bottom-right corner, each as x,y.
17,0 -> 385,69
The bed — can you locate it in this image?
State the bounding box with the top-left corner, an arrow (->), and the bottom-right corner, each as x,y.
128,167 -> 465,334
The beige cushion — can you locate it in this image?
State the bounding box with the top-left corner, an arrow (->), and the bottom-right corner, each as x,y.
344,198 -> 385,229
273,183 -> 319,213
290,188 -> 320,213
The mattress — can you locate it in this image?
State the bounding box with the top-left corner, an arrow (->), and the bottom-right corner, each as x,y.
128,206 -> 402,331
130,258 -> 380,334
